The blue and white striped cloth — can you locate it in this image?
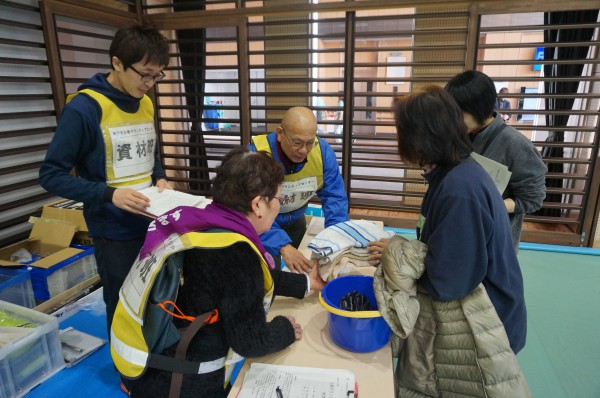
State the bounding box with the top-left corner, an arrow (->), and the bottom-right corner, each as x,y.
308,220 -> 395,281
308,220 -> 395,257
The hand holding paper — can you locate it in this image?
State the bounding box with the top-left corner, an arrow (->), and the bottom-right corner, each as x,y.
136,186 -> 208,218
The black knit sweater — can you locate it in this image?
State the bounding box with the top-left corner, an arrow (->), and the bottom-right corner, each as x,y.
130,242 -> 307,398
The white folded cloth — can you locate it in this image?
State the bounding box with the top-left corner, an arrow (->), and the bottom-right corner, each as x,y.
307,220 -> 395,281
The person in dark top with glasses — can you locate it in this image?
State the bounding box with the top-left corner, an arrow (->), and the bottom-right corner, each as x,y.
250,107 -> 349,273
39,25 -> 172,384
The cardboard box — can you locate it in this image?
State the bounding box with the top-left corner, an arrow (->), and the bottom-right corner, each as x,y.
36,276 -> 102,319
0,217 -> 79,268
0,217 -> 98,302
40,200 -> 92,246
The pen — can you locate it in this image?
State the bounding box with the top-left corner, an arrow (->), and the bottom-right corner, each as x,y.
275,386 -> 284,398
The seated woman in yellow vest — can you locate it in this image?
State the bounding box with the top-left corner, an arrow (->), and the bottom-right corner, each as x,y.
111,149 -> 326,398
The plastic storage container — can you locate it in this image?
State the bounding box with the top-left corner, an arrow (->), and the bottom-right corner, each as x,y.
0,300 -> 65,398
0,269 -> 35,309
319,275 -> 391,353
28,245 -> 97,301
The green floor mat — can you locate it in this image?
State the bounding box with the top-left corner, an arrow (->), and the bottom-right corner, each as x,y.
518,249 -> 600,398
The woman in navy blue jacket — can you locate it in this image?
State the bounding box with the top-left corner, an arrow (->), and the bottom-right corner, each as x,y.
369,86 -> 527,354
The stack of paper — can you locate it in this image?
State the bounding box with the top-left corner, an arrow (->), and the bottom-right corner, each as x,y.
471,152 -> 512,194
238,363 -> 356,398
137,187 -> 209,218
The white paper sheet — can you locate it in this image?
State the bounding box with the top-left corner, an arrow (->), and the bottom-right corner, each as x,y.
137,186 -> 208,218
238,363 -> 356,398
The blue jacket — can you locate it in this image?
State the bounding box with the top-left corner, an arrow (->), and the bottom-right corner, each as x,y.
417,157 -> 527,354
39,73 -> 166,240
249,133 -> 349,255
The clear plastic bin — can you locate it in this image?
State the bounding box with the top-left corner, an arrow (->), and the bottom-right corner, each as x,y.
29,245 -> 97,301
0,300 -> 65,398
0,269 -> 35,309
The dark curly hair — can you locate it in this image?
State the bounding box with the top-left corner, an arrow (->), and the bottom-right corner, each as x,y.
212,148 -> 284,213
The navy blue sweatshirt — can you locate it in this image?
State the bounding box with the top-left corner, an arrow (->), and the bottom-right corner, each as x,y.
417,157 -> 527,354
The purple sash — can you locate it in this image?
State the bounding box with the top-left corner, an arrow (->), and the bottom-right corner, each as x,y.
139,202 -> 275,270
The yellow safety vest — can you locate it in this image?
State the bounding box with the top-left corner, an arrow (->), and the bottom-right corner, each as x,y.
253,134 -> 324,212
68,89 -> 156,190
110,230 -> 274,384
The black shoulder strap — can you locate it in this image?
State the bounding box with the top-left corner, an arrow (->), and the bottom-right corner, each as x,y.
145,310 -> 222,398
168,310 -> 220,398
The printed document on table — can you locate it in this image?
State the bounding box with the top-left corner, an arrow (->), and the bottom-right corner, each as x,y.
471,152 -> 512,194
238,363 -> 356,398
137,186 -> 209,218
59,327 -> 106,367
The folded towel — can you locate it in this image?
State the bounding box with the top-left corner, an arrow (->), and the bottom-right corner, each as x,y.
318,249 -> 374,281
308,220 -> 395,281
308,220 -> 395,256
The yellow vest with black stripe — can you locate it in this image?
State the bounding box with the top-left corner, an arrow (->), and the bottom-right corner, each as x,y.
67,89 -> 156,190
110,230 -> 274,382
253,134 -> 324,213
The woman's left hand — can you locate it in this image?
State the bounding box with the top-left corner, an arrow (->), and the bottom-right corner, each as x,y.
367,238 -> 390,266
285,316 -> 303,340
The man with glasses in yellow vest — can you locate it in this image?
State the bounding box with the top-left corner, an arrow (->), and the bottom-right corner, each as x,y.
250,107 -> 349,273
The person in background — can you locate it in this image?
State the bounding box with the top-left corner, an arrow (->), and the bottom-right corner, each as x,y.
496,86 -> 512,122
372,87 -> 529,397
114,149 -> 326,397
445,70 -> 547,251
249,107 -> 349,272
38,24 -> 173,344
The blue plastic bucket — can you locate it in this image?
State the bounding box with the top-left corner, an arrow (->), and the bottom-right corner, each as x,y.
319,275 -> 391,353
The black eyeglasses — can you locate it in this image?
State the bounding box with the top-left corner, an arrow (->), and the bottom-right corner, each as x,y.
281,127 -> 319,150
129,65 -> 166,83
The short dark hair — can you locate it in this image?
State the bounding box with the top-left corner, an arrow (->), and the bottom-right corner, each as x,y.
444,70 -> 497,125
394,85 -> 472,167
212,148 -> 284,213
109,24 -> 169,69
